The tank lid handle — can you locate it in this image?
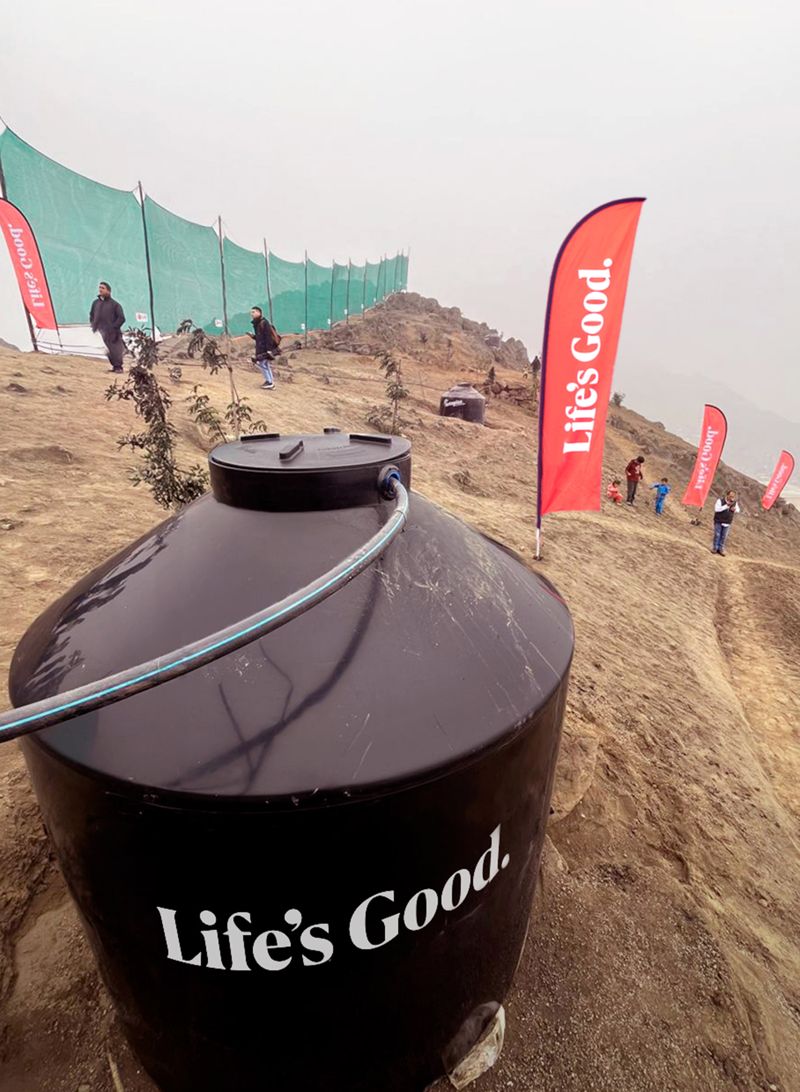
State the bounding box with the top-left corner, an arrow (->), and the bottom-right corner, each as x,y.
279,440 -> 305,462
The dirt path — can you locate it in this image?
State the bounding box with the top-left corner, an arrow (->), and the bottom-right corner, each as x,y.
713,558 -> 800,822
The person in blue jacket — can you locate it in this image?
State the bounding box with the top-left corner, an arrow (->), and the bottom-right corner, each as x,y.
650,477 -> 670,515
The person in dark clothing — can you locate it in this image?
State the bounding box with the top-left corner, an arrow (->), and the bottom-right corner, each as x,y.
625,455 -> 645,504
248,306 -> 280,389
89,282 -> 126,372
712,490 -> 741,555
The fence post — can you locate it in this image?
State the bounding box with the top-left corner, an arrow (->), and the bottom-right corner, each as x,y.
304,249 -> 308,347
345,260 -> 352,324
362,260 -> 367,314
263,239 -> 274,325
329,261 -> 335,330
138,181 -> 157,338
217,216 -> 229,337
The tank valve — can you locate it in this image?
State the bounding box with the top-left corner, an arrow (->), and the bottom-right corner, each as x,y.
443,1003 -> 505,1089
378,465 -> 402,499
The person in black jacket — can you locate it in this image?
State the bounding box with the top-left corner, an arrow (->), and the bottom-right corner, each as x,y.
712,490 -> 741,555
248,306 -> 279,389
89,282 -> 126,372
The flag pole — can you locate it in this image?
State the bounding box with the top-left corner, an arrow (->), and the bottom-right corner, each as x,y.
217,216 -> 229,337
535,333 -> 547,561
263,239 -> 274,325
138,181 -> 156,341
22,305 -> 38,353
535,245 -> 555,562
329,262 -> 335,330
304,249 -> 308,347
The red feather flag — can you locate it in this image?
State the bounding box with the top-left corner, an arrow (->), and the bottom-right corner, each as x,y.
0,198 -> 57,331
537,199 -> 645,551
761,450 -> 795,510
681,404 -> 728,508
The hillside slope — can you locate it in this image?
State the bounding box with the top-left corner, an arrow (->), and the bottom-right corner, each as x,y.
0,295 -> 798,1092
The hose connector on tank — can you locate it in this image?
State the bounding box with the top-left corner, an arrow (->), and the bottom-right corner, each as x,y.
378,464 -> 402,499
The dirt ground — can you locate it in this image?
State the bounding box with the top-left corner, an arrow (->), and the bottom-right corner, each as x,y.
0,296 -> 798,1091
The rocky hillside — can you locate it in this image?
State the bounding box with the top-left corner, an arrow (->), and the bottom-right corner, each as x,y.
310,291 -> 532,373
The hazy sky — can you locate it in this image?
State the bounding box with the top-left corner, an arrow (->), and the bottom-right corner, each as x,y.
1,0 -> 798,425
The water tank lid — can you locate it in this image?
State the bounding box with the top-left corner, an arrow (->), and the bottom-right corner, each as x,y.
208,431 -> 412,511
443,382 -> 483,395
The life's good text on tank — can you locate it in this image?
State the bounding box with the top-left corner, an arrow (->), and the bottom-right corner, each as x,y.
156,825 -> 510,972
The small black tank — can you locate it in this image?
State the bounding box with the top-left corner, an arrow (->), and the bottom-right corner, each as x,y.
439,382 -> 486,424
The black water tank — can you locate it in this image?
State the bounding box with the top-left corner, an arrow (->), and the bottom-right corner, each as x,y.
439,382 -> 486,424
9,431 -> 573,1092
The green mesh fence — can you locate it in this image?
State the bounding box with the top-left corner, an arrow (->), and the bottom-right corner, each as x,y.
306,258 -> 332,331
0,129 -> 150,328
222,236 -> 267,336
400,253 -> 409,290
331,262 -> 348,324
267,252 -> 305,334
365,261 -> 381,309
143,198 -> 222,334
0,129 -> 407,340
348,262 -> 365,316
384,255 -> 398,296
375,258 -> 384,302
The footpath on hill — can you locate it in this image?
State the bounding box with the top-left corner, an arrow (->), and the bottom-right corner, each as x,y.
0,295 -> 798,1091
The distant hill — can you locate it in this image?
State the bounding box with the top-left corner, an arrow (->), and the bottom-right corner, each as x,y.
0,336 -> 20,352
615,369 -> 799,488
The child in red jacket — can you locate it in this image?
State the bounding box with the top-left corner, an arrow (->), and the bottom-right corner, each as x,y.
607,479 -> 623,504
